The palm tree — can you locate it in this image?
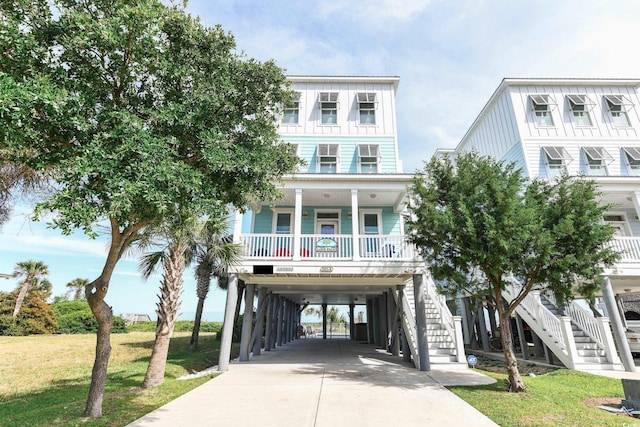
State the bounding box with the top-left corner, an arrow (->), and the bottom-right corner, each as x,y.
190,216 -> 241,349
12,260 -> 49,318
66,278 -> 90,300
0,161 -> 52,228
137,212 -> 202,388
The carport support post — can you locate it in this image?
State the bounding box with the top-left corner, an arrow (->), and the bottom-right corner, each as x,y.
349,304 -> 355,339
322,303 -> 328,339
413,273 -> 431,371
477,299 -> 491,352
380,293 -> 389,350
366,299 -> 374,344
601,277 -> 636,372
372,297 -> 381,346
515,313 -> 529,360
397,286 -> 411,363
459,297 -> 471,345
276,296 -> 284,346
389,287 -> 400,356
265,293 -> 273,351
239,284 -> 256,362
251,287 -> 268,356
218,274 -> 239,371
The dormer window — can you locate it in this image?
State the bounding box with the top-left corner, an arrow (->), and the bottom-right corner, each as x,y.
283,92 -> 300,124
530,95 -> 555,127
604,95 -> 632,127
542,146 -> 571,178
319,92 -> 339,124
317,144 -> 339,173
357,93 -> 377,125
623,147 -> 640,176
582,147 -> 612,176
358,144 -> 380,173
566,94 -> 594,127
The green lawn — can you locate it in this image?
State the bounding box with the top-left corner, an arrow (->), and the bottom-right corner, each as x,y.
0,331 -> 235,427
450,368 -> 640,426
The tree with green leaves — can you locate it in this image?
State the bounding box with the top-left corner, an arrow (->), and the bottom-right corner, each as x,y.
406,152 -> 619,392
190,216 -> 241,349
12,260 -> 49,318
66,278 -> 89,300
0,0 -> 298,416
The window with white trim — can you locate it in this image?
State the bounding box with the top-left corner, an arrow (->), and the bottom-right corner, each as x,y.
542,146 -> 571,177
274,211 -> 292,234
319,92 -> 339,124
530,94 -> 555,127
317,144 -> 339,173
283,92 -> 300,124
582,147 -> 612,176
566,94 -> 593,127
604,95 -> 632,127
357,144 -> 380,173
357,93 -> 376,125
623,147 -> 640,176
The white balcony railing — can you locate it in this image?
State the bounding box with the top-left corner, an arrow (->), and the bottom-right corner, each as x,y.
238,233 -> 418,261
609,237 -> 640,263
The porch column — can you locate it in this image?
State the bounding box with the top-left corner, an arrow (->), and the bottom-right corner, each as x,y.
239,284 -> 256,362
602,277 -> 636,372
349,303 -> 355,339
293,188 -> 303,261
218,274 -> 239,371
631,191 -> 640,222
322,303 -> 328,339
232,209 -> 243,244
351,189 -> 361,261
251,287 -> 268,356
276,296 -> 284,346
265,293 -> 273,351
413,273 -> 431,371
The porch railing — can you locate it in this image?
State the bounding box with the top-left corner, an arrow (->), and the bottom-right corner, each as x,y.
238,233 -> 418,261
609,237 -> 640,263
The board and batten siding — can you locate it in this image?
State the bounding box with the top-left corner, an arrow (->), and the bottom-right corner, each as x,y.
282,136 -> 397,174
279,82 -> 397,137
457,91 -> 520,159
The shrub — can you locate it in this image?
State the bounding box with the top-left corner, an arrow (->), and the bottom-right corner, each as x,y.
0,292 -> 58,335
52,300 -> 126,334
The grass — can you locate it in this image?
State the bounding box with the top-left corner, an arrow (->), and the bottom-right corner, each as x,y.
450,364 -> 640,426
0,331 -> 237,426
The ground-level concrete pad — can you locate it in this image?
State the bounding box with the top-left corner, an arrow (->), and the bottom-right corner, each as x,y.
127,339 -> 498,427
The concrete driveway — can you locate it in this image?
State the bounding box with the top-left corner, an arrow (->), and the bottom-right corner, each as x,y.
127,339 -> 498,427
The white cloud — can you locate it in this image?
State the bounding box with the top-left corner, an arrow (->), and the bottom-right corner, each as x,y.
317,0 -> 434,25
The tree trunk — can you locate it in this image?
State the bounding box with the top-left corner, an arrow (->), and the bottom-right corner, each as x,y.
494,287 -> 526,392
190,297 -> 206,349
12,281 -> 30,319
142,243 -> 185,388
84,292 -> 113,417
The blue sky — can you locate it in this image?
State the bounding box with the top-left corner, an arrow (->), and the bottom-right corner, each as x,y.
2,0 -> 640,320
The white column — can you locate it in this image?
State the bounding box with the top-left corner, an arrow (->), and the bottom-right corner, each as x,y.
631,191 -> 640,221
293,189 -> 303,261
218,274 -> 239,371
453,316 -> 465,363
602,277 -> 636,372
559,316 -> 579,369
233,209 -> 244,244
351,189 -> 360,261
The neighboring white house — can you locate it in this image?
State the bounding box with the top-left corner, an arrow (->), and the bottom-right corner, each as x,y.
436,78 -> 640,371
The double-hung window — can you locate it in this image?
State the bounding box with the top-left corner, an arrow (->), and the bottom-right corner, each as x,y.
357,144 -> 380,173
317,144 -> 339,173
530,95 -> 555,127
283,92 -> 300,124
623,147 -> 640,176
542,146 -> 571,178
319,92 -> 339,124
582,147 -> 612,176
566,94 -> 593,127
604,95 -> 632,127
357,93 -> 376,125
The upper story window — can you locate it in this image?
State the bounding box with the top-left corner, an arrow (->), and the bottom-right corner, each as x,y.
542,146 -> 571,178
566,94 -> 594,127
319,92 -> 339,125
357,144 -> 380,173
582,147 -> 612,176
604,95 -> 632,127
274,211 -> 292,234
317,144 -> 339,173
530,94 -> 555,127
283,92 -> 300,124
622,147 -> 640,176
357,93 -> 377,125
